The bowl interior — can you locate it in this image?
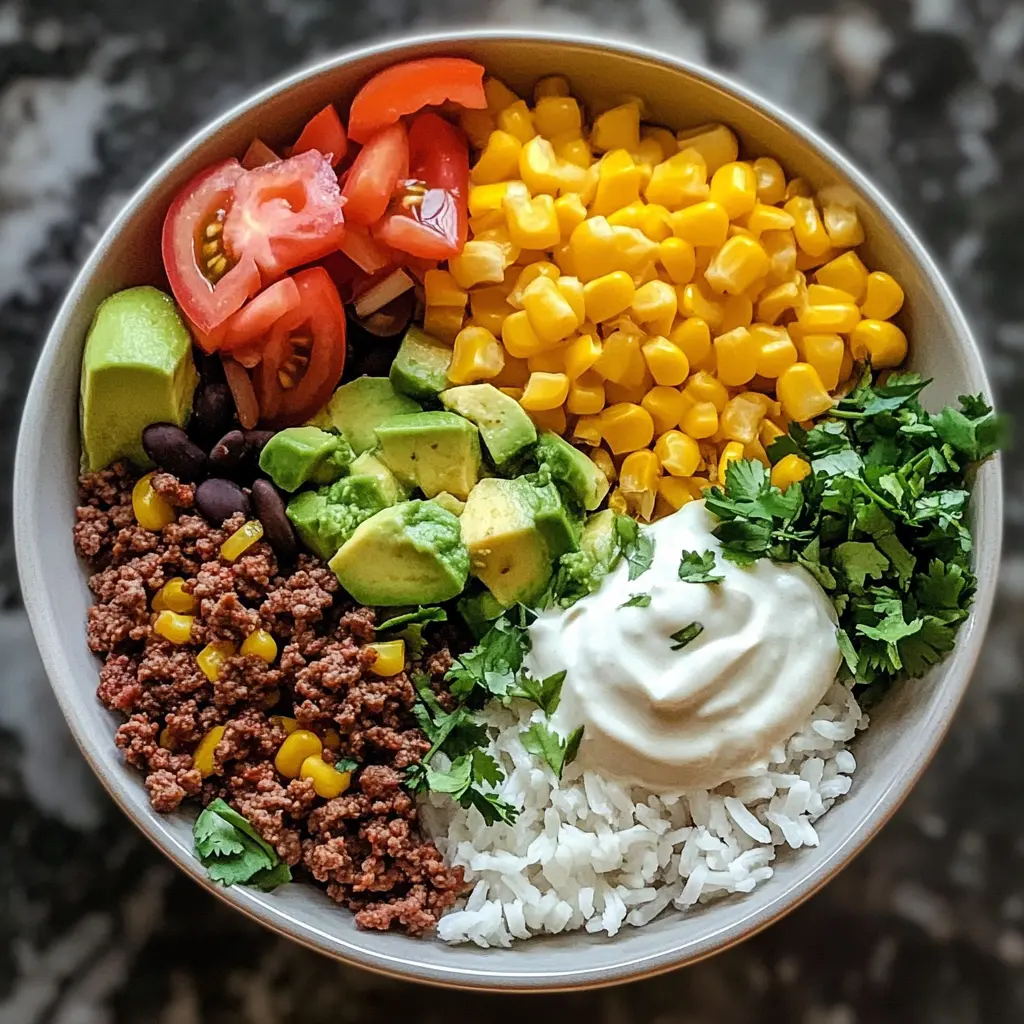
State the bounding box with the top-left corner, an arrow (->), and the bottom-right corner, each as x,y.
14,31 -> 1002,991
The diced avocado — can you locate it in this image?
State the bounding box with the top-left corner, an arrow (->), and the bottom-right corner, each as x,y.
80,286 -> 198,471
535,431 -> 610,511
440,383 -> 537,467
581,508 -> 620,572
459,478 -> 553,606
329,500 -> 470,605
286,474 -> 391,561
325,377 -> 420,454
258,426 -> 353,492
458,589 -> 506,639
432,492 -> 466,517
525,479 -> 581,558
390,326 -> 454,401
350,450 -> 410,505
375,411 -> 482,500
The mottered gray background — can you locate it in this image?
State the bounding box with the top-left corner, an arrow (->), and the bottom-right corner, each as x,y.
2,0 -> 1023,1020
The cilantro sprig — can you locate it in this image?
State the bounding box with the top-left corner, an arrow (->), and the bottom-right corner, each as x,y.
376,605 -> 447,658
193,799 -> 291,891
614,514 -> 655,580
678,549 -> 725,583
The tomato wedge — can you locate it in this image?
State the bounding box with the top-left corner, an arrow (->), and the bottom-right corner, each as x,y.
161,159 -> 262,334
215,277 -> 302,351
254,267 -> 347,427
373,113 -> 469,260
223,150 -> 347,283
347,57 -> 486,144
292,104 -> 348,166
342,122 -> 409,227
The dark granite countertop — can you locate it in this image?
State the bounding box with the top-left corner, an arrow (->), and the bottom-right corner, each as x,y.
2,1 -> 1022,1020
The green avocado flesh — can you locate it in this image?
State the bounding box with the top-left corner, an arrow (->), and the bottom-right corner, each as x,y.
324,377 -> 420,454
259,426 -> 353,493
350,450 -> 409,505
329,500 -> 470,605
534,430 -> 610,511
286,474 -> 393,562
390,326 -> 453,401
375,411 -> 482,500
80,286 -> 198,471
440,383 -> 537,467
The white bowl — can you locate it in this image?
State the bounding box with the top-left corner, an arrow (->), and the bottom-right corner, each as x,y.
13,29 -> 1003,991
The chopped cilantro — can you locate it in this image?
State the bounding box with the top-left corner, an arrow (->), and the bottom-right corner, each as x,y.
193,798 -> 291,891
377,606 -> 447,659
521,721 -> 583,779
669,622 -> 704,651
619,593 -> 652,609
678,549 -> 725,584
509,669 -> 566,715
615,514 -> 655,580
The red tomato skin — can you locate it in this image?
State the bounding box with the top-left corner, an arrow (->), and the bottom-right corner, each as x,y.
218,277 -> 302,351
161,159 -> 262,334
341,122 -> 409,227
292,104 -> 348,166
223,150 -> 347,283
241,138 -> 280,170
347,58 -> 486,144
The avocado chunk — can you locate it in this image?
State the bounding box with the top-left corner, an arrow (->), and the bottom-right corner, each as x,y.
390,326 -> 454,401
432,492 -> 466,518
329,500 -> 470,605
581,508 -> 621,572
325,377 -> 420,454
80,286 -> 198,471
526,480 -> 582,558
286,474 -> 392,561
534,431 -> 610,511
459,478 -> 554,606
375,411 -> 482,500
350,450 -> 410,505
458,589 -> 506,639
440,383 -> 537,467
258,426 -> 353,493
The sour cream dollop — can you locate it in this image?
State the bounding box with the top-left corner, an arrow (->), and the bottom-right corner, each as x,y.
527,501 -> 841,792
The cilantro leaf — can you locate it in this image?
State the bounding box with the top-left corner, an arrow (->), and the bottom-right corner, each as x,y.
930,396 -> 1004,461
446,615 -> 531,700
376,606 -> 447,632
333,757 -> 359,774
833,541 -> 889,589
614,515 -> 656,580
471,749 -> 504,788
521,721 -> 582,779
193,800 -> 291,891
669,622 -> 704,651
620,593 -> 652,608
678,549 -> 724,584
250,861 -> 293,892
509,669 -> 567,715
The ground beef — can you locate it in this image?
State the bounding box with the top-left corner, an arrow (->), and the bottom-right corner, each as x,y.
76,463 -> 465,934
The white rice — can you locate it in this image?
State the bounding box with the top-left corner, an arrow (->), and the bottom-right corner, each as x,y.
421,681 -> 866,947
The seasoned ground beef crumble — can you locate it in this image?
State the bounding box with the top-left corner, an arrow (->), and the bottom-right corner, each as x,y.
75,463 -> 464,933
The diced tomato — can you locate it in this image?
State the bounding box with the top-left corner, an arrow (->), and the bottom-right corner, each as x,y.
342,122 -> 409,227
338,224 -> 395,275
291,104 -> 348,166
216,277 -> 302,351
347,57 -> 486,144
254,267 -> 347,427
373,112 -> 469,260
318,250 -> 363,300
223,150 -> 347,283
161,159 -> 262,334
241,138 -> 280,170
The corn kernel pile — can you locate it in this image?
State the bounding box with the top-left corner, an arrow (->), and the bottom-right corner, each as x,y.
425,74 -> 909,521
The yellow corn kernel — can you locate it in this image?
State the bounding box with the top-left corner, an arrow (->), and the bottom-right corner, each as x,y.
197,640 -> 236,681
850,319 -> 908,368
508,261 -> 560,307
583,271 -> 636,324
784,196 -> 830,258
490,354 -> 530,388
529,406 -> 569,434
606,487 -> 628,515
220,520 -> 263,562
239,629 -> 277,664
534,94 -> 582,138
745,202 -> 795,236
655,430 -> 701,476
815,251 -> 869,304
675,123 -> 738,175
611,225 -> 659,277
449,240 -> 507,289
459,108 -> 496,150
756,281 -> 803,325
599,402 -> 655,454
657,475 -> 696,511
752,157 -> 787,206
591,149 -> 643,216
771,453 -> 813,491
761,229 -> 798,283
503,192 -> 560,251
132,472 -> 175,532
719,295 -> 754,334
270,715 -> 299,736
619,450 -> 661,521
633,137 -> 665,173
521,372 -> 570,410
684,369 -> 730,411
641,335 -> 690,386
644,149 -> 710,210
802,333 -> 845,390
193,726 -> 226,779
777,363 -> 834,421
533,74 -> 571,101
549,243 -> 574,277
605,374 -> 654,405
704,235 -> 770,296
607,201 -> 646,231
562,331 -> 602,380
468,209 -> 507,235
682,400 -> 719,439
154,610 -> 194,645
554,193 -> 588,236
556,276 -> 586,324
275,729 -> 323,779
449,326 -> 505,384
423,305 -> 464,345
566,373 -> 606,415
798,302 -> 861,334
759,417 -> 785,448
472,130 -> 523,185
300,754 -> 351,799
718,440 -> 746,483
594,330 -> 645,386
367,639 -> 405,677
152,577 -> 195,614
641,386 -> 688,435
807,283 -> 856,306
469,287 -> 513,335
713,326 -> 758,387
720,394 -> 767,445
795,246 -> 837,272
592,102 -> 641,153
573,415 -> 603,446
521,277 -> 581,344
501,310 -> 548,358
860,272 -> 905,321
821,202 -> 865,248
469,182 -> 514,219
669,200 -> 729,248
630,280 -> 677,334
158,727 -> 175,750
670,317 -> 712,367
528,346 -> 568,374
656,237 -> 695,284
554,134 -> 593,169
641,126 -> 679,161
752,324 -> 799,378
484,77 -> 519,114
499,387 -> 524,402
518,135 -> 564,195
424,268 -> 468,309
785,177 -> 812,199
588,447 -> 616,486
679,281 -> 725,331
496,100 -> 536,144
568,217 -> 618,281
709,161 -> 757,219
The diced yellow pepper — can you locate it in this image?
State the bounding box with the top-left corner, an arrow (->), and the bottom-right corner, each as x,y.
275,729 -> 323,779
681,400 -> 719,439
450,325 -> 505,384
132,472 -> 175,532
821,202 -> 865,248
641,386 -> 689,435
771,453 -> 813,491
599,402 -> 655,453
501,310 -> 548,358
583,271 -> 636,323
522,276 -> 581,344
504,191 -> 561,250
644,148 -> 710,210
784,196 -> 831,257
684,370 -> 729,411
521,371 -> 570,410
670,200 -> 730,248
777,363 -> 834,420
642,335 -> 690,386
860,272 -> 905,321
849,319 -> 908,368
591,149 -> 643,216
802,333 -> 845,390
368,639 -> 405,677
670,317 -> 712,366
496,100 -> 536,144
676,123 -> 739,175
424,268 -> 468,308
564,332 -> 603,379
752,323 -> 799,378
154,609 -> 194,644
567,373 -> 606,415
632,280 -> 678,334
718,440 -> 746,483
197,640 -> 236,681
573,415 -> 603,446
470,286 -> 513,335
300,754 -> 351,799
815,251 -> 869,303
554,193 -> 588,235
240,629 -> 277,663
221,520 -> 264,562
152,577 -> 195,614
449,240 -> 508,289
752,157 -> 787,206
705,235 -> 770,296
423,305 -> 464,344
534,95 -> 582,138
472,130 -> 523,185
709,161 -> 757,219
797,302 -> 861,334
713,326 -> 758,387
655,430 -> 701,476
193,726 -> 226,778
591,102 -> 641,153
619,450 -> 661,521
719,394 -> 767,445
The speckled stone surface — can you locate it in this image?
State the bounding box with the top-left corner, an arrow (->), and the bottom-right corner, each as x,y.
1,0 -> 1022,1020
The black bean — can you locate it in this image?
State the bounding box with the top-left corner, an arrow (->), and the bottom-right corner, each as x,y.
208,430 -> 247,475
195,478 -> 251,524
191,382 -> 234,446
195,351 -> 226,386
142,423 -> 208,481
251,479 -> 297,559
243,430 -> 276,457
